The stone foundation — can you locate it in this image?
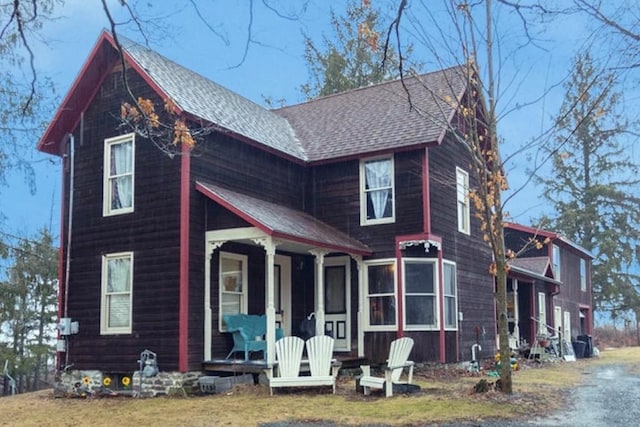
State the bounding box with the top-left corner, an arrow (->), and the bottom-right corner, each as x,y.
54,369 -> 202,398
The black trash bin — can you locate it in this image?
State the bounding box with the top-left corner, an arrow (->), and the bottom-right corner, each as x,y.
573,340 -> 586,359
577,334 -> 593,358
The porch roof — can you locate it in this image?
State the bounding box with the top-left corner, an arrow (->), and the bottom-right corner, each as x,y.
196,181 -> 372,256
508,256 -> 562,285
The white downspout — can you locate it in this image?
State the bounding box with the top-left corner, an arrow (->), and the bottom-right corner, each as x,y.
63,132 -> 75,367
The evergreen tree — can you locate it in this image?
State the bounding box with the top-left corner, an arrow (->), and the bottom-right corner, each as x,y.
0,229 -> 58,393
300,0 -> 411,99
537,53 -> 640,321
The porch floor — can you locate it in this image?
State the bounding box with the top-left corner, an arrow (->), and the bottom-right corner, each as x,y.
202,354 -> 367,375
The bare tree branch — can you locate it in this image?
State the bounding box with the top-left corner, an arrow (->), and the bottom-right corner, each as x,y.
575,0 -> 640,42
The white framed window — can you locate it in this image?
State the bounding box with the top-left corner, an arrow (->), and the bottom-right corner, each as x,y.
364,260 -> 396,329
219,252 -> 248,331
563,310 -> 571,341
101,252 -> 133,335
360,156 -> 395,225
104,133 -> 135,216
552,244 -> 561,281
580,259 -> 586,292
404,259 -> 438,329
537,292 -> 547,336
443,261 -> 458,330
456,167 -> 470,234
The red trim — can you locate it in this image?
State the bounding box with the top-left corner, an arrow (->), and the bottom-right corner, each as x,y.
178,145 -> 191,372
504,222 -> 556,239
437,250 -> 446,363
422,148 -> 431,233
38,31 -> 117,155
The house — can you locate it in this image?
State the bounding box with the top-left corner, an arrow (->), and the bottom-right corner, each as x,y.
504,223 -> 594,350
37,31 -> 590,393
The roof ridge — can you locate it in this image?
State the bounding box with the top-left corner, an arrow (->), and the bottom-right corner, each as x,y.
275,65 -> 465,112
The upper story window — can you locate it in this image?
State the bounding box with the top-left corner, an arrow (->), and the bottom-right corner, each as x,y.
364,260 -> 396,329
104,133 -> 135,216
456,167 -> 470,234
552,244 -> 561,281
101,252 -> 133,335
360,156 -> 395,225
580,259 -> 586,292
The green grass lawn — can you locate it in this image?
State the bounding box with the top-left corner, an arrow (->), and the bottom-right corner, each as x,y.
1,347 -> 637,427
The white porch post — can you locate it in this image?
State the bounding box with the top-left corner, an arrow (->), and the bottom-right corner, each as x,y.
513,280 -> 520,345
203,239 -> 225,361
309,249 -> 328,336
353,255 -> 365,358
255,237 -> 278,365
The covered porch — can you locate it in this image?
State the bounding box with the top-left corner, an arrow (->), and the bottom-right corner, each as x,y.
505,257 -> 562,350
197,182 -> 372,366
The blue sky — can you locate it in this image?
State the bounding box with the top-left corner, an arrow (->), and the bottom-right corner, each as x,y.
2,0 -> 638,244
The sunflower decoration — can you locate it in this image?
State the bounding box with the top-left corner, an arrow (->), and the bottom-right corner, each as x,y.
82,376 -> 91,386
103,376 -> 112,387
121,376 -> 131,387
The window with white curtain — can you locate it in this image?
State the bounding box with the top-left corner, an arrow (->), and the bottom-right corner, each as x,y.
104,133 -> 135,216
360,156 -> 395,225
580,259 -> 586,292
456,167 -> 470,234
101,252 -> 133,334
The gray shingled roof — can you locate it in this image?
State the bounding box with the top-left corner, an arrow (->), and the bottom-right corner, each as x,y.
120,36 -> 307,160
196,181 -> 371,255
509,256 -> 561,284
121,35 -> 466,163
276,67 -> 467,162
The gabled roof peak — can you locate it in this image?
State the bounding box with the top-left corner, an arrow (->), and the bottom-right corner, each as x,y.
38,30 -> 468,164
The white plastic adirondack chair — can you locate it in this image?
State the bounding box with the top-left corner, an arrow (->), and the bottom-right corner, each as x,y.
269,335 -> 341,395
305,335 -> 340,393
270,336 -> 304,394
360,336 -> 414,397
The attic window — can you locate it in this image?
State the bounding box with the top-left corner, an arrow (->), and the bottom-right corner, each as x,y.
360,155 -> 395,226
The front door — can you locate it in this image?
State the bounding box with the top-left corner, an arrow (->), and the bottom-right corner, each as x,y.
324,257 -> 350,352
274,255 -> 292,336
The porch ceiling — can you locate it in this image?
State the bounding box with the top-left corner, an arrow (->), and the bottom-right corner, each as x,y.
196,181 -> 372,256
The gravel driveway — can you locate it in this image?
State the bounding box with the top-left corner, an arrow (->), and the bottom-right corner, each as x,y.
529,363 -> 640,426
466,362 -> 640,427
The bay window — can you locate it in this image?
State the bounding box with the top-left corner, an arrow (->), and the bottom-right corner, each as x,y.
404,259 -> 437,329
443,261 -> 458,329
365,261 -> 396,328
